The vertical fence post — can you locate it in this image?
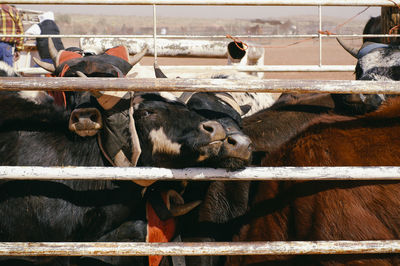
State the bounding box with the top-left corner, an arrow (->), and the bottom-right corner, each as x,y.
153,4 -> 158,64
318,5 -> 322,67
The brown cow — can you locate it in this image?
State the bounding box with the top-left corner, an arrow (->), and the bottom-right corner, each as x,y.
227,96 -> 400,265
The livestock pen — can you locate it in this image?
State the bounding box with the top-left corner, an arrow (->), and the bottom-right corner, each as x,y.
1,0 -> 400,263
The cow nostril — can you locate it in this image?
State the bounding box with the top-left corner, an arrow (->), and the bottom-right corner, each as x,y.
227,136 -> 237,146
200,121 -> 226,140
71,113 -> 79,123
202,124 -> 214,134
90,113 -> 98,122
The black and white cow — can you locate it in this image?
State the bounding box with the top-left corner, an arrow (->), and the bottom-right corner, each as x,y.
335,38 -> 400,114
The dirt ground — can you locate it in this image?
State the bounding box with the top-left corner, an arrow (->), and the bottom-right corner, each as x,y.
63,37 -> 360,81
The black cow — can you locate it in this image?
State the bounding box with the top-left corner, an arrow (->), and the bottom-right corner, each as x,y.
0,90 -> 231,266
0,47 -> 242,266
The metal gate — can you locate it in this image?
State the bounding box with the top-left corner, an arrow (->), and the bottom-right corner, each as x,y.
0,0 -> 400,261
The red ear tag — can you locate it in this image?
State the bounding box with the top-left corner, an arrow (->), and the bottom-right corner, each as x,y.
146,192 -> 176,266
57,50 -> 83,65
105,46 -> 130,62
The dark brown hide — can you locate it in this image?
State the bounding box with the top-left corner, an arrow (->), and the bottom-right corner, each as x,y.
243,93 -> 352,156
228,97 -> 400,266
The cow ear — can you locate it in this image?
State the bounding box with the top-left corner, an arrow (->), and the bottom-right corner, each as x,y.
240,104 -> 251,115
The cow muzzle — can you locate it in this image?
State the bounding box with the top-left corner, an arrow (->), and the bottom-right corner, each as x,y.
223,132 -> 253,162
68,108 -> 103,137
197,121 -> 226,162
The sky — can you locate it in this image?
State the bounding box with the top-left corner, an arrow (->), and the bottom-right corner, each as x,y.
16,5 -> 380,21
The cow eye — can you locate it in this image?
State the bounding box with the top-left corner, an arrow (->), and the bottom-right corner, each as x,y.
138,109 -> 154,118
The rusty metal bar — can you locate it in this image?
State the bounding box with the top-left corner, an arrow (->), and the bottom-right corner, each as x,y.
17,65 -> 356,76
1,77 -> 400,94
1,241 -> 400,256
2,166 -> 400,181
0,0 -> 398,6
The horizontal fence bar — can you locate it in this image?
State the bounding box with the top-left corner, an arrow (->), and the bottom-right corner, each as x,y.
1,77 -> 399,94
4,34 -> 400,39
1,241 -> 400,256
1,0 -> 398,6
16,65 -> 356,75
2,166 -> 400,181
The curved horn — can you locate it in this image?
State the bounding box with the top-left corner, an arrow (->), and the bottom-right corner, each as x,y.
76,71 -> 87,78
129,44 -> 148,66
165,189 -> 202,217
336,38 -> 358,58
170,200 -> 202,217
154,62 -> 168,78
33,57 -> 55,72
48,37 -> 60,65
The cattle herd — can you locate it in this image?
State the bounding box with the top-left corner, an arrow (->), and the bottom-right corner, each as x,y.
0,16 -> 400,265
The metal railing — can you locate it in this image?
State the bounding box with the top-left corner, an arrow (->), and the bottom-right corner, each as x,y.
6,0 -> 400,75
1,0 -> 400,261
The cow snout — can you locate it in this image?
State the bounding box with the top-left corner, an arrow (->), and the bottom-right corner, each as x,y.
223,133 -> 253,161
199,121 -> 226,142
69,108 -> 103,137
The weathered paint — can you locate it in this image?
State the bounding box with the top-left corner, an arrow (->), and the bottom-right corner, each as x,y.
0,0 -> 397,6
0,241 -> 400,256
0,77 -> 399,94
2,166 -> 400,181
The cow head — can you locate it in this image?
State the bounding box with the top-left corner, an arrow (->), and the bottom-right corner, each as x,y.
91,91 -> 228,171
34,39 -> 148,137
154,63 -> 253,170
335,38 -> 397,114
34,39 -> 147,77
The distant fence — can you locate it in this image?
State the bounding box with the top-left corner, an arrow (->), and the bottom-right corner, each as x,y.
9,0 -> 400,75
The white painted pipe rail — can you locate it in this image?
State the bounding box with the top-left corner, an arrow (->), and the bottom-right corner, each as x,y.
2,166 -> 400,181
16,65 -> 356,76
1,77 -> 400,94
1,241 -> 400,256
3,34 -> 400,39
1,0 -> 398,6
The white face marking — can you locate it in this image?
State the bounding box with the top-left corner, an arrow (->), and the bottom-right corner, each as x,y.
149,127 -> 181,156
